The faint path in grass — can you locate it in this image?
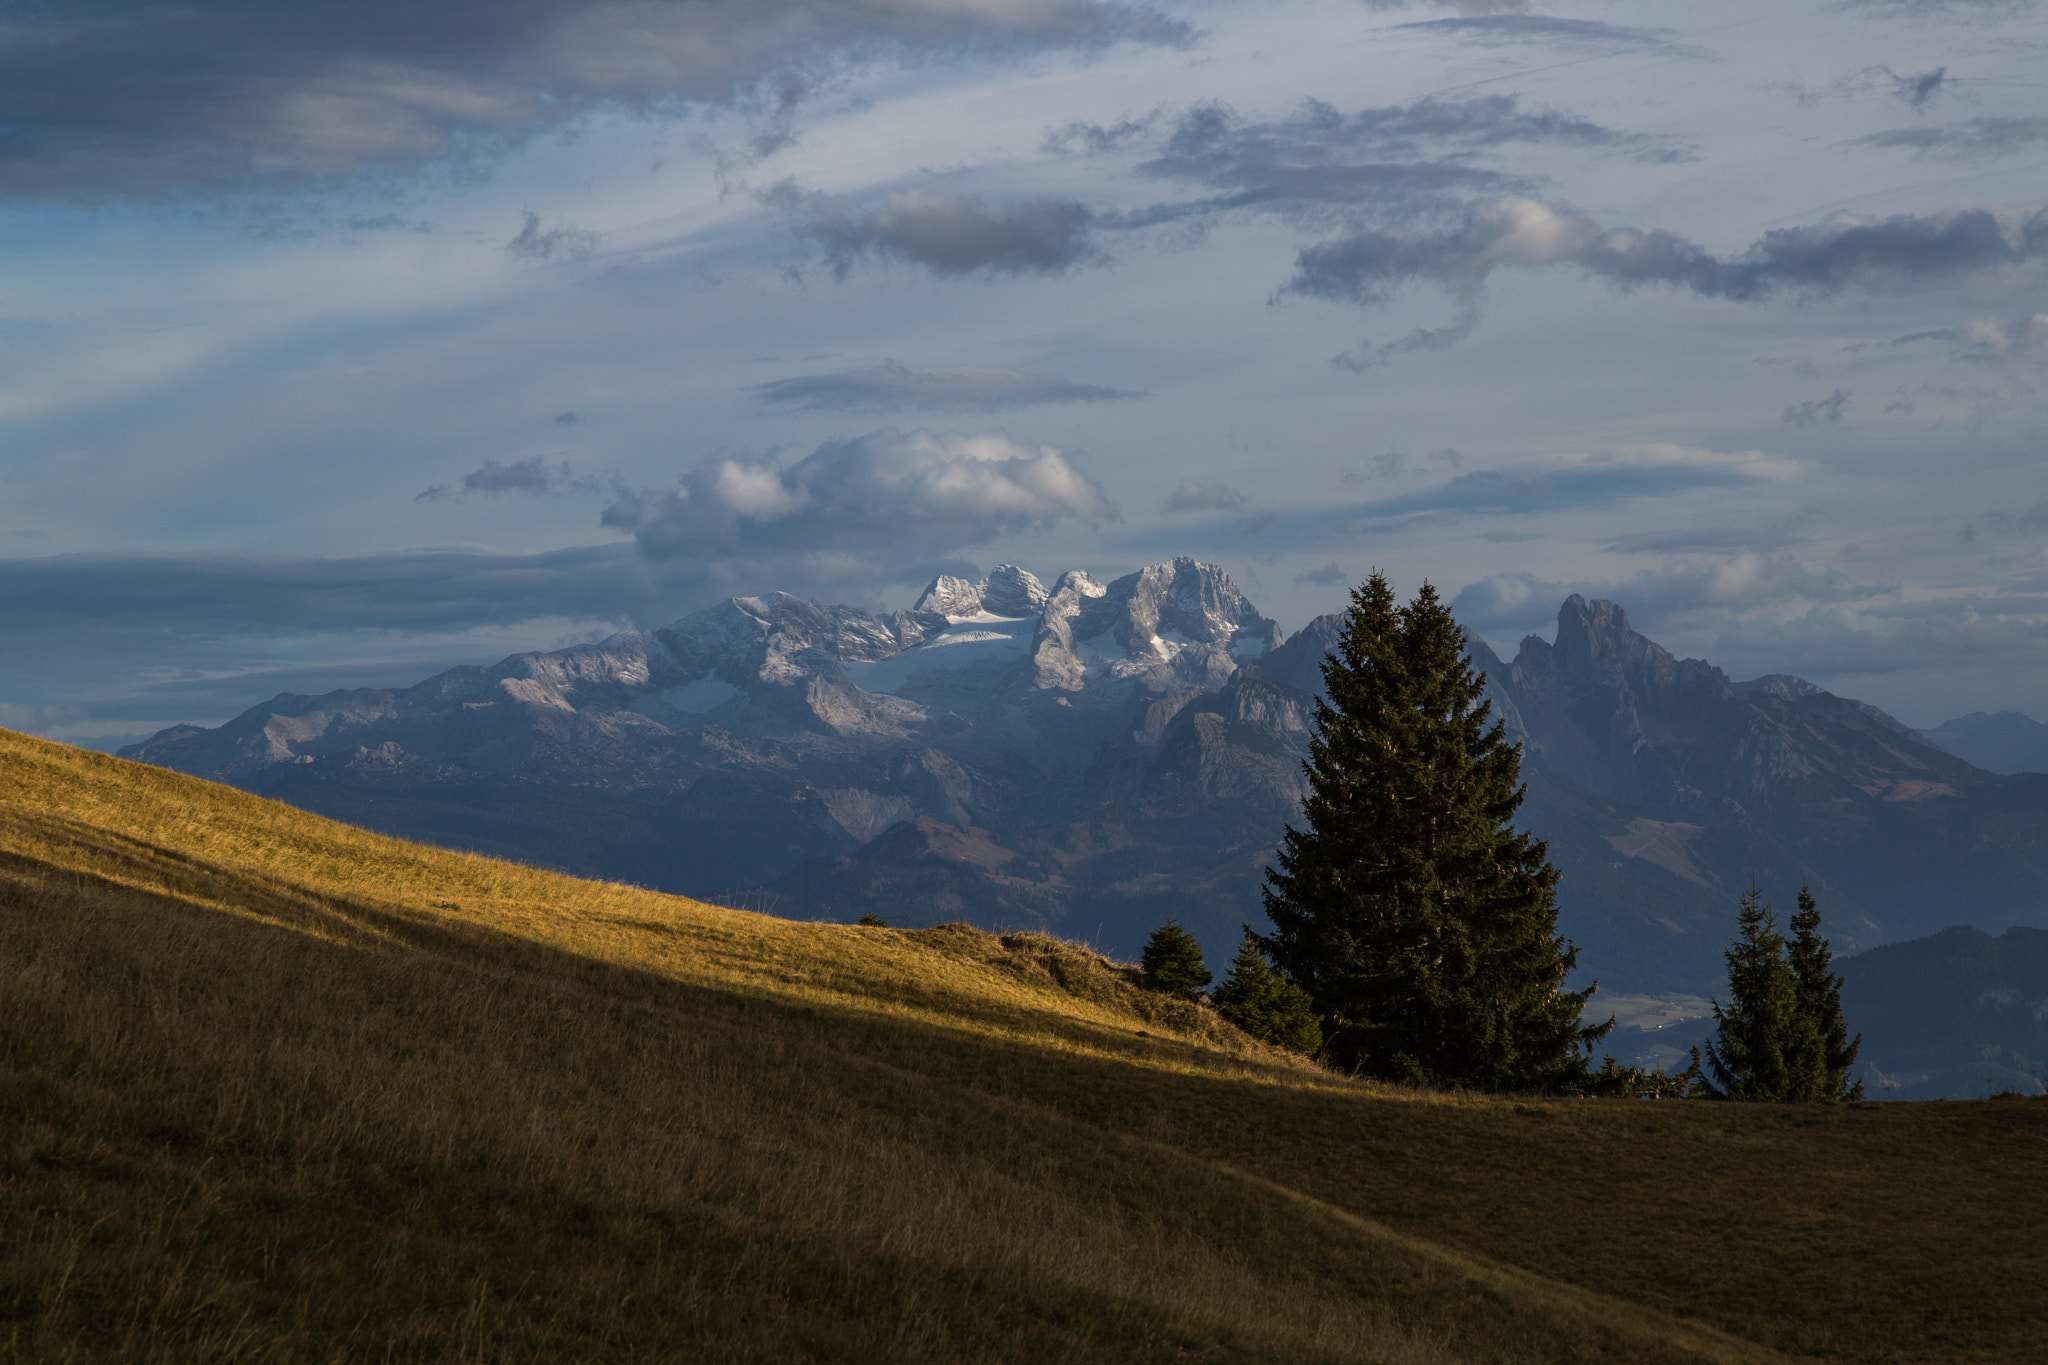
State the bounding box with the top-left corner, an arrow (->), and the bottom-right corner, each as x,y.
1201,1159 -> 1799,1365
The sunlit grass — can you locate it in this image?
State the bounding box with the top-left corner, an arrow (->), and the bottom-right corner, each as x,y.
3,727 -> 2043,1363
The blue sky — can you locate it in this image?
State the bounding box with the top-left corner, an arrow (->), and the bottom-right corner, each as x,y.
2,0 -> 2045,745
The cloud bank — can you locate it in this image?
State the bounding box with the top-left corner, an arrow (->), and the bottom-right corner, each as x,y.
1286,197 -> 2048,358
0,0 -> 1189,200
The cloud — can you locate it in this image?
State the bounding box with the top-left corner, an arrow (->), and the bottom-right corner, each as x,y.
505,210 -> 600,262
1881,66 -> 1948,108
1284,197 -> 2048,357
754,363 -> 1138,412
793,190 -> 1102,278
416,456 -> 611,501
1602,515 -> 1813,554
1162,478 -> 1250,512
1293,563 -> 1346,586
1781,389 -> 1851,425
1347,444 -> 1798,522
0,0 -> 1190,200
1390,15 -> 1702,55
1451,555 -> 1896,640
0,544 -> 656,641
602,428 -> 1116,561
1129,95 -> 1681,230
1852,116 -> 2048,160
1042,110 -> 1164,155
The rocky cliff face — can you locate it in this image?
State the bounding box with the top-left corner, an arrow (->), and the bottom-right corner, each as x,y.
126,567 -> 2048,994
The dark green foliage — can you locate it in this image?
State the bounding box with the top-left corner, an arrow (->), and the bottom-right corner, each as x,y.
1141,918 -> 1212,998
857,913 -> 889,928
1212,932 -> 1323,1055
1260,573 -> 1608,1092
1788,886 -> 1864,1101
1691,885 -> 1863,1101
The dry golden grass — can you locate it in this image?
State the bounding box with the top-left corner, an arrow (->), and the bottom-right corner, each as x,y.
2,727 -> 2042,1362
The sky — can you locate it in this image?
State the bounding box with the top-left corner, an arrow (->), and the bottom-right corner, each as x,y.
2,0 -> 2045,747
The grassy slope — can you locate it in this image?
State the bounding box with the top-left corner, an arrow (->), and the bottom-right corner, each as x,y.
1,730 -> 2042,1363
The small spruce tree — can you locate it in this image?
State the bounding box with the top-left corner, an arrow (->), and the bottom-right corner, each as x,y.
1212,932 -> 1322,1055
1786,886 -> 1865,1101
1691,885 -> 1810,1100
1141,919 -> 1212,998
1692,884 -> 1866,1102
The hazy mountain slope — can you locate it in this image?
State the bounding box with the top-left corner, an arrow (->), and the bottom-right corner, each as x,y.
1922,710 -> 2048,775
1839,925 -> 2048,1099
9,726 -> 2048,1363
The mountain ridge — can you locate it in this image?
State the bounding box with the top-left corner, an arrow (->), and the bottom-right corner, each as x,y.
126,559 -> 2048,996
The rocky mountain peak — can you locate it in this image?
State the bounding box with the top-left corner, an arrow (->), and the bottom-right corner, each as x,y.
913,574 -> 983,619
1551,595 -> 1656,680
913,564 -> 1052,621
982,564 -> 1049,617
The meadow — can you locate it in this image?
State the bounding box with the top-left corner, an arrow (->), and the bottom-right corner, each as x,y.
2,727 -> 2041,1362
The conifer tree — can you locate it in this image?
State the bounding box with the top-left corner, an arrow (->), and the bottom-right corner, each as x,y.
1691,885 -> 1866,1101
1786,886 -> 1865,1101
1141,919 -> 1211,998
1690,886 -> 1808,1100
1212,932 -> 1322,1055
1260,572 -> 1608,1091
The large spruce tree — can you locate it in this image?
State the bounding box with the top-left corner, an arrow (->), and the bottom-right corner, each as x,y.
1259,573 -> 1608,1091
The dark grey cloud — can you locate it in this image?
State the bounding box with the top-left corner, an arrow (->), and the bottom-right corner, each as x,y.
0,544 -> 655,642
1129,95 -> 1682,230
602,428 -> 1116,561
1391,15 -> 1701,54
754,363 -> 1138,412
1852,117 -> 2048,160
0,0 -> 1189,201
1285,198 -> 2048,356
1782,389 -> 1851,425
1161,478 -> 1250,512
505,210 -> 600,262
1042,110 -> 1164,155
1346,445 -> 1798,524
796,191 -> 1102,277
416,456 -> 612,502
1882,66 -> 1948,108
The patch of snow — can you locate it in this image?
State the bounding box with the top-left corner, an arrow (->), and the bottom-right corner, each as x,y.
842,617 -> 1035,695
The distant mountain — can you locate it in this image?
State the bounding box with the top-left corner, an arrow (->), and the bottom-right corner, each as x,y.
1839,925 -> 2048,1099
1922,710 -> 2048,775
126,564 -> 2048,998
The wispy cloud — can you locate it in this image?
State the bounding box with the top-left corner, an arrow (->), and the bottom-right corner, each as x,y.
1161,478 -> 1250,512
755,363 -> 1138,412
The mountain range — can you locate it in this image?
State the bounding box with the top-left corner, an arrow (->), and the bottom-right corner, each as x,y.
126,557 -> 2048,1004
